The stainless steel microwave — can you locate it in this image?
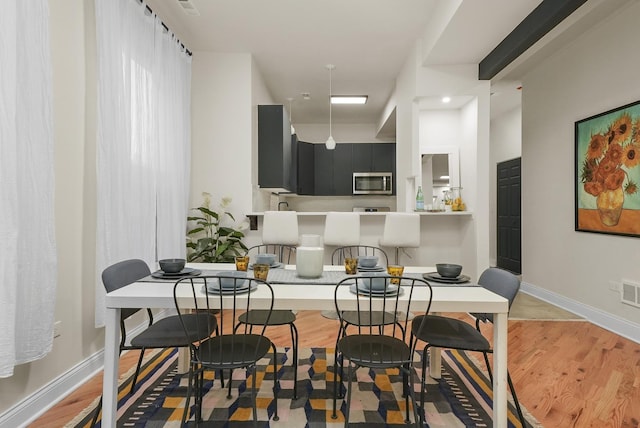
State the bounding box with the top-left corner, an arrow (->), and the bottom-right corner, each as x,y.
353,172 -> 393,195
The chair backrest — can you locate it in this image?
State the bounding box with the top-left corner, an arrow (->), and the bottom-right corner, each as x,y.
102,259 -> 151,321
323,211 -> 361,246
476,267 -> 521,323
334,275 -> 432,341
331,245 -> 388,267
173,274 -> 275,365
378,213 -> 420,248
262,211 -> 299,246
247,244 -> 296,264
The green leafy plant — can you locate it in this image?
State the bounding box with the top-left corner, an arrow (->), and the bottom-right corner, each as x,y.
186,192 -> 248,263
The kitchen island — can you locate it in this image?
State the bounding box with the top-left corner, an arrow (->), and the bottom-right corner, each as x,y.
245,210 -> 477,278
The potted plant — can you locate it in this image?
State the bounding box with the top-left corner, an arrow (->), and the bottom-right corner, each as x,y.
186,192 -> 248,263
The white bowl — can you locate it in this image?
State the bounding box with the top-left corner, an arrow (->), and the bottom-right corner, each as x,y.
216,271 -> 247,289
358,255 -> 378,268
255,253 -> 277,266
361,272 -> 390,291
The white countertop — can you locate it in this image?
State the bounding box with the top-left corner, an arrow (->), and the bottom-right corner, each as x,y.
248,211 -> 472,216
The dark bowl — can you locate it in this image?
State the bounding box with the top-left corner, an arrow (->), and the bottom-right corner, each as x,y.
436,263 -> 462,278
159,258 -> 186,273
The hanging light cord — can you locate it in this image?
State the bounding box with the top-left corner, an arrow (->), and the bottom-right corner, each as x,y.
328,66 -> 332,138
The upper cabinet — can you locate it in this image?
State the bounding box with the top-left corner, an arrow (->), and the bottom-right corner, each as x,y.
258,105 -> 293,191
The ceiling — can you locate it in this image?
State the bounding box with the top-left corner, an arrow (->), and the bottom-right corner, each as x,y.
145,0 -> 543,127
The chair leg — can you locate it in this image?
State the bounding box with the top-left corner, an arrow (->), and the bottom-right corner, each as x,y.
344,361 -> 354,427
271,344 -> 280,421
483,351 -> 526,428
289,322 -> 299,400
419,345 -> 430,426
251,365 -> 258,428
129,348 -> 146,394
508,371 -> 526,427
331,348 -> 341,419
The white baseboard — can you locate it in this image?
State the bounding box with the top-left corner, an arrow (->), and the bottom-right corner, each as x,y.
521,281 -> 640,344
0,309 -> 176,428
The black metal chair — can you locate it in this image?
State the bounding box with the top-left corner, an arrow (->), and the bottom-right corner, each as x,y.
236,244 -> 300,399
409,267 -> 526,426
91,259 -> 217,427
331,245 -> 389,267
331,275 -> 433,427
174,274 -> 279,427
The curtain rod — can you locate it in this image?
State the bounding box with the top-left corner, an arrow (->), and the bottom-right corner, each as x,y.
140,1 -> 193,56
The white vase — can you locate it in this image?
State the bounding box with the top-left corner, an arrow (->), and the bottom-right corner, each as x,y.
296,237 -> 324,278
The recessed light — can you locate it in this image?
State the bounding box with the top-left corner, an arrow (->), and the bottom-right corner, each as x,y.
442,96 -> 451,103
331,96 -> 368,105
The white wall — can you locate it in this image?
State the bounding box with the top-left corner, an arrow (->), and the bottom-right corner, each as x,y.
521,3 -> 640,327
190,52 -> 254,218
489,106 -> 522,265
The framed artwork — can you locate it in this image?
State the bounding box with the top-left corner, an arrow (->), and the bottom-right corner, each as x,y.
575,100 -> 640,237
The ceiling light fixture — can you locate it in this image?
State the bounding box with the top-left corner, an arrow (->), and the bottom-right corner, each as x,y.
325,64 -> 336,150
442,96 -> 451,103
331,95 -> 368,105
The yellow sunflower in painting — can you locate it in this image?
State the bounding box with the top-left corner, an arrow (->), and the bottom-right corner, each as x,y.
580,112 -> 639,198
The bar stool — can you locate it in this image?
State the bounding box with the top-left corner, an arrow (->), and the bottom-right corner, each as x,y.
239,210 -> 300,397
321,212 -> 361,320
379,212 -> 420,265
262,210 -> 299,246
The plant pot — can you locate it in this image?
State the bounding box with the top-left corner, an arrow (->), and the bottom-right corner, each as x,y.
596,187 -> 624,226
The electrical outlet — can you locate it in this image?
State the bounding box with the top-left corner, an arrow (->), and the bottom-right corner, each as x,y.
608,280 -> 620,292
53,321 -> 62,339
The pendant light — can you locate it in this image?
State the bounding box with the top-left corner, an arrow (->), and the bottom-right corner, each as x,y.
287,97 -> 296,134
325,64 -> 336,150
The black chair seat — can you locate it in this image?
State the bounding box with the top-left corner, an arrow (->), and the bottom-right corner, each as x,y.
130,313 -> 216,348
199,334 -> 272,369
238,309 -> 295,326
411,314 -> 490,352
338,335 -> 411,369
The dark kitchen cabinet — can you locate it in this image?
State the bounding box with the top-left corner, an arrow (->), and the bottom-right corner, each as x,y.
333,144 -> 353,195
352,144 -> 373,173
372,143 -> 396,172
314,144 -> 334,195
290,142 -> 396,196
296,141 -> 315,195
258,105 -> 292,190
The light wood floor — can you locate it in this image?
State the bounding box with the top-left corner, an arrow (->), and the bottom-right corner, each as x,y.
29,311 -> 640,427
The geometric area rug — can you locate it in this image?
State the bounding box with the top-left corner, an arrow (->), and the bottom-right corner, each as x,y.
68,347 -> 540,428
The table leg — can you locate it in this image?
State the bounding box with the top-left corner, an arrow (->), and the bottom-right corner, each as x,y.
428,347 -> 442,379
493,312 -> 508,428
103,307 -> 120,428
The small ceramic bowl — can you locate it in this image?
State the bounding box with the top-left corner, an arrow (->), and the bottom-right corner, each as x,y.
159,258 -> 185,273
216,270 -> 247,289
358,255 -> 378,268
361,272 -> 390,291
436,263 -> 462,278
255,253 -> 277,266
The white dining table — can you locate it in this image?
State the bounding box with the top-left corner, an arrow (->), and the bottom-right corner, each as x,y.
102,263 -> 509,427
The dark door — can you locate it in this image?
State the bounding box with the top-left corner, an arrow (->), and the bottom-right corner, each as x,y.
497,157 -> 521,274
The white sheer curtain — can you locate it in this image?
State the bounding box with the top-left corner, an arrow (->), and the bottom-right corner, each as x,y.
0,0 -> 57,377
94,0 -> 191,326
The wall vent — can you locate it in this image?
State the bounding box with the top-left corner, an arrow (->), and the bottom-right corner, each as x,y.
621,280 -> 640,308
177,0 -> 200,16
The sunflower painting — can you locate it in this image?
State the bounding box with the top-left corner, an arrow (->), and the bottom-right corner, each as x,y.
576,100 -> 640,237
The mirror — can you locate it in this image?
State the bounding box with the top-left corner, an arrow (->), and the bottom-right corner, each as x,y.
420,147 -> 459,207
